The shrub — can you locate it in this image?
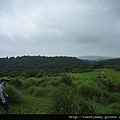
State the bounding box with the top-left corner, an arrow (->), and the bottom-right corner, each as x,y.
9,78 -> 23,89
102,91 -> 120,104
94,78 -> 120,92
50,84 -> 95,114
78,83 -> 103,102
77,98 -> 95,114
6,84 -> 24,104
49,80 -> 60,87
35,79 -> 44,86
29,79 -> 38,85
22,81 -> 33,88
27,86 -> 36,95
110,81 -> 120,92
60,75 -> 73,86
105,102 -> 120,114
34,85 -> 53,97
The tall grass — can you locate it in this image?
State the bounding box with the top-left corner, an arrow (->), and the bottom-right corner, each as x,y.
9,78 -> 23,89
34,85 -> 54,97
94,77 -> 120,92
6,84 -> 24,104
60,75 -> 73,86
78,83 -> 103,103
3,69 -> 120,114
50,84 -> 95,114
26,85 -> 54,97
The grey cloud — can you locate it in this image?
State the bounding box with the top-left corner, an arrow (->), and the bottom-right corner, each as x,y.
0,0 -> 120,57
0,0 -> 12,12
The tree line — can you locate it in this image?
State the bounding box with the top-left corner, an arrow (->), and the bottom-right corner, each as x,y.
0,55 -> 119,77
0,56 -> 92,77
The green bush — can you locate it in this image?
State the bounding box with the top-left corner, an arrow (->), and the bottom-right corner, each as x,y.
27,86 -> 36,95
22,81 -> 33,88
105,102 -> 120,114
60,75 -> 73,86
6,84 -> 24,104
107,81 -> 120,92
49,80 -> 60,87
34,85 -> 53,97
102,91 -> 120,104
78,83 -> 103,101
94,78 -> 120,92
50,84 -> 95,114
9,78 -> 23,89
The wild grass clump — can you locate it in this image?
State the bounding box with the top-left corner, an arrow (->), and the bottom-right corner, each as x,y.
48,79 -> 60,87
6,84 -> 24,104
22,81 -> 33,88
94,78 -> 120,92
60,75 -> 73,86
106,81 -> 120,92
33,85 -> 54,97
105,102 -> 120,114
27,86 -> 36,95
78,83 -> 103,102
50,84 -> 95,114
90,78 -> 120,104
101,91 -> 120,104
9,78 -> 23,89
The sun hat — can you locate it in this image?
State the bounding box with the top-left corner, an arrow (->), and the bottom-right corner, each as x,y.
1,77 -> 10,82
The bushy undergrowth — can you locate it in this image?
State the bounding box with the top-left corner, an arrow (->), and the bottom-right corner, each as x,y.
104,102 -> 120,114
102,91 -> 120,104
22,78 -> 45,89
27,85 -> 54,97
78,83 -> 103,103
60,75 -> 73,86
49,80 -> 60,87
50,84 -> 95,114
27,86 -> 36,94
34,86 -> 53,97
77,81 -> 120,105
4,69 -> 120,114
6,84 -> 24,104
9,78 -> 23,89
94,78 -> 120,92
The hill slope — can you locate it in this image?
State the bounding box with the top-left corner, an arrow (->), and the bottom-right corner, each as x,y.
0,56 -> 88,72
93,58 -> 120,70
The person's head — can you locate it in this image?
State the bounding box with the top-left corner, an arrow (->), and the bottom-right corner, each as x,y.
1,77 -> 9,85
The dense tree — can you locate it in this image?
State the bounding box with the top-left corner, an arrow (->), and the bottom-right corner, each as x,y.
0,56 -> 119,77
0,56 -> 92,77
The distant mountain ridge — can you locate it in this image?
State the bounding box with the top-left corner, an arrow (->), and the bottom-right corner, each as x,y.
78,55 -> 116,61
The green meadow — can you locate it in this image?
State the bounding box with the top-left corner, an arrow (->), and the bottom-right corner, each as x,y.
0,69 -> 120,114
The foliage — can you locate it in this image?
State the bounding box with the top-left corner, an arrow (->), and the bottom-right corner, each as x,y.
6,84 -> 24,104
93,58 -> 120,69
60,75 -> 73,86
33,86 -> 54,97
0,68 -> 119,114
0,56 -> 90,77
50,84 -> 95,114
78,83 -> 103,102
9,78 -> 23,89
94,78 -> 120,92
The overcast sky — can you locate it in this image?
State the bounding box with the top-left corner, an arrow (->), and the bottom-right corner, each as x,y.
0,0 -> 120,58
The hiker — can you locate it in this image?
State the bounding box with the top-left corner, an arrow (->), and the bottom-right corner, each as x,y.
0,77 -> 9,114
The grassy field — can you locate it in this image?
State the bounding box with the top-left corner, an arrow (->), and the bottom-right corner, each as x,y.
0,68 -> 120,114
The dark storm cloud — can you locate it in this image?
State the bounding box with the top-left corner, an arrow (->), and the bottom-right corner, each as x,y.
0,0 -> 120,57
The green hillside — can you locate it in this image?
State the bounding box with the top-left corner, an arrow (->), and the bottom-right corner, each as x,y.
0,55 -> 91,77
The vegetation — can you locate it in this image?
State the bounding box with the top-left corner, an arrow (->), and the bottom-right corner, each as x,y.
0,56 -> 91,77
0,55 -> 120,114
